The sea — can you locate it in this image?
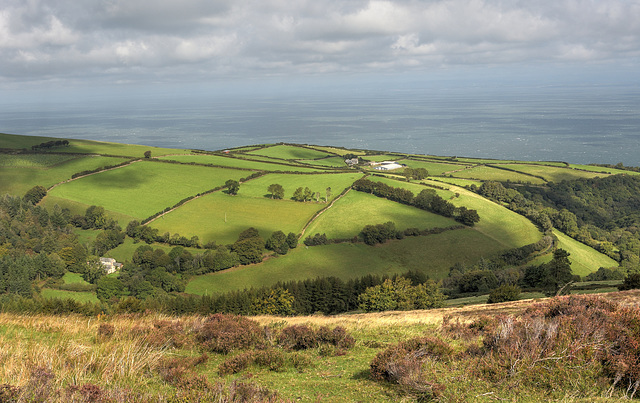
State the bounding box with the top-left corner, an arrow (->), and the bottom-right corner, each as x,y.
1,83 -> 639,166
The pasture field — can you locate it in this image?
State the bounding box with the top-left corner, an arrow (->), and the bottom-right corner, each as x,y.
52,138 -> 189,158
569,164 -> 640,175
492,163 -> 610,182
39,288 -> 99,303
0,153 -> 77,167
553,230 -> 618,276
310,146 -> 367,156
0,155 -> 129,196
448,185 -> 542,248
305,191 -> 458,239
396,159 -> 469,175
246,144 -> 332,160
0,132 -> 65,149
62,272 -> 90,285
157,154 -> 325,172
363,154 -> 404,162
370,176 -> 456,198
450,165 -> 546,184
47,161 -> 251,220
149,192 -> 323,245
296,156 -> 348,167
186,228 -> 500,295
432,177 -> 484,188
236,172 -> 364,200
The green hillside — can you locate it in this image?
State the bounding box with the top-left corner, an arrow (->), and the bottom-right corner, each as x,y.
0,133 -> 628,310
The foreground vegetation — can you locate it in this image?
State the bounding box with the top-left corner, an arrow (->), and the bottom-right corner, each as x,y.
1,293 -> 640,401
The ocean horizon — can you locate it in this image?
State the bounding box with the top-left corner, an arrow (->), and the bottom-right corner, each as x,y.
2,83 -> 639,166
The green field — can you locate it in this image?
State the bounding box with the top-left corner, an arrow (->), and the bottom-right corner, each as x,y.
186,228 -> 502,295
297,156 -> 348,167
305,191 -> 458,239
158,154 -> 326,172
247,145 -> 332,160
451,165 -> 546,184
40,288 -> 99,303
433,177 -> 484,188
568,164 -> 640,175
145,170 -> 386,246
0,155 -> 129,196
0,133 -> 66,149
47,161 -> 251,220
492,164 -> 610,182
236,172 -> 364,200
149,192 -> 323,245
396,159 -> 469,175
0,154 -> 77,167
553,230 -> 618,276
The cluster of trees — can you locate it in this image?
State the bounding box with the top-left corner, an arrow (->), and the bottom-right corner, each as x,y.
444,246 -> 580,299
30,139 -> 69,150
291,186 -> 329,203
23,185 -> 47,205
476,176 -> 640,270
353,178 -> 480,226
403,167 -> 428,180
361,222 -> 398,245
358,277 -> 445,312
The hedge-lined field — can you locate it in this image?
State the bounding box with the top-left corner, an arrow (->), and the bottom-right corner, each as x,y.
149,192 -> 323,245
158,154 -> 326,172
305,191 -> 458,239
0,155 -> 129,196
246,144 -> 332,160
492,163 -> 610,182
47,161 -> 251,219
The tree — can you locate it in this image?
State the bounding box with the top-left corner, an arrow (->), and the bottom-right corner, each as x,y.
544,248 -> 574,292
292,187 -> 305,201
303,187 -> 313,201
267,183 -> 285,199
358,277 -> 445,312
96,277 -> 124,302
85,205 -> 107,229
23,185 -> 47,205
225,179 -> 240,195
252,288 -> 295,315
326,187 -> 332,203
487,284 -> 521,304
286,232 -> 298,249
144,150 -> 152,159
83,258 -> 106,284
266,230 -> 289,255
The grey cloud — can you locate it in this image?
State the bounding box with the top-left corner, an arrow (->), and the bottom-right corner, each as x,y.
1,0 -> 639,85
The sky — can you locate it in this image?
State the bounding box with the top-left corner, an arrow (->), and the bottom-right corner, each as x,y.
1,0 -> 640,99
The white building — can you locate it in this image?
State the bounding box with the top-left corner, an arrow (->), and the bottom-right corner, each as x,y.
374,162 -> 404,171
99,257 -> 123,274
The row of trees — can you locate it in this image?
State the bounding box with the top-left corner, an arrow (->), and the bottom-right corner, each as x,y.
30,139 -> 69,150
353,178 -> 480,226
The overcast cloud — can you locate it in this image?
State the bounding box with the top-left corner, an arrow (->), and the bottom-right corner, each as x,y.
1,0 -> 639,88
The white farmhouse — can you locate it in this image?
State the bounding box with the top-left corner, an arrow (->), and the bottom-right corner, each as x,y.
99,257 -> 123,274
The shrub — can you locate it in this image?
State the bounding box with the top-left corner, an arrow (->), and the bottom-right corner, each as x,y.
370,336 -> 450,401
278,325 -> 317,350
97,323 -> 115,340
370,336 -> 453,382
486,284 -> 521,304
196,314 -> 266,353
